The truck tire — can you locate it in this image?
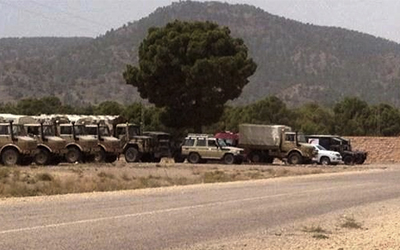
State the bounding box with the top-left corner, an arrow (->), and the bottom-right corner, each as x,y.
125,147 -> 139,162
249,152 -> 262,163
288,152 -> 303,165
105,155 -> 118,163
223,154 -> 235,165
34,148 -> 50,165
188,153 -> 201,164
94,147 -> 106,163
2,148 -> 20,166
343,155 -> 353,165
65,147 -> 82,163
356,157 -> 366,164
320,156 -> 330,166
265,156 -> 274,164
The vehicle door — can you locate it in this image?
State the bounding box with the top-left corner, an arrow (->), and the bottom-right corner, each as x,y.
207,139 -> 221,159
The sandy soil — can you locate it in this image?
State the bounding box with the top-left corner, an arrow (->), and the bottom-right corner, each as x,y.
178,196 -> 400,250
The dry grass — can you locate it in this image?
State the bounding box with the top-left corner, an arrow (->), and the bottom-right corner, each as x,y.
0,161 -> 374,198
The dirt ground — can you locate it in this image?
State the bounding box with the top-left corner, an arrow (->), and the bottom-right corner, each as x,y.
348,136 -> 400,164
181,196 -> 400,250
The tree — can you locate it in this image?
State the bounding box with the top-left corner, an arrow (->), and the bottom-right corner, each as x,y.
293,103 -> 334,134
123,20 -> 257,132
94,101 -> 123,115
333,97 -> 370,135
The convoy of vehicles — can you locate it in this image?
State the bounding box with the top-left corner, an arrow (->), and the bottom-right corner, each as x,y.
0,113 -> 367,166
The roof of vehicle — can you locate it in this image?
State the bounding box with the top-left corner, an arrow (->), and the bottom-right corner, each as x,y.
186,133 -> 214,138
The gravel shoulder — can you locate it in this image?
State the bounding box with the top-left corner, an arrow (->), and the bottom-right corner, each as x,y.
179,197 -> 400,250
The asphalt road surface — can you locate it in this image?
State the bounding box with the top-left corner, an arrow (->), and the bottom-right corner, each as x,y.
1,166 -> 400,250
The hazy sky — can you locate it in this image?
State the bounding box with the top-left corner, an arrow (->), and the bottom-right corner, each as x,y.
0,0 -> 399,43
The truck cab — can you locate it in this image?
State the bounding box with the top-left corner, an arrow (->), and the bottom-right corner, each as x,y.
24,122 -> 67,165
113,123 -> 153,162
0,121 -> 37,166
57,123 -> 99,163
85,124 -> 121,163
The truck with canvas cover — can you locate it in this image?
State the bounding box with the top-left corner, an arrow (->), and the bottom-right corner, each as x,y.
0,115 -> 37,166
238,124 -> 316,164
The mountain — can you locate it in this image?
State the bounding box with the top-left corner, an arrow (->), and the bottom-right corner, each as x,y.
1,1 -> 400,107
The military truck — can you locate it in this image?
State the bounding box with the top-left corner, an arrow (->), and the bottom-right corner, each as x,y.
238,124 -> 316,164
181,134 -> 245,164
0,116 -> 37,166
85,123 -> 121,163
113,123 -> 161,162
142,131 -> 173,161
24,121 -> 68,165
56,122 -> 100,163
305,135 -> 367,165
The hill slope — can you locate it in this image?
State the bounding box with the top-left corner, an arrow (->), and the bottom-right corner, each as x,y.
1,1 -> 400,107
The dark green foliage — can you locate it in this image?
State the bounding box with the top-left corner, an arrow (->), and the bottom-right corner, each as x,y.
2,95 -> 400,137
94,101 -> 123,115
333,97 -> 371,135
293,103 -> 334,134
124,20 -> 257,131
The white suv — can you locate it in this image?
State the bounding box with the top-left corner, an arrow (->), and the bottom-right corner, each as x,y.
312,144 -> 342,165
181,134 -> 245,164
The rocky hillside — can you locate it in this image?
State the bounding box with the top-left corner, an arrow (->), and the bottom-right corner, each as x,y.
1,1 -> 400,106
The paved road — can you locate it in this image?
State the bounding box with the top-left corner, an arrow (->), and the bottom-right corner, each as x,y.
1,167 -> 400,250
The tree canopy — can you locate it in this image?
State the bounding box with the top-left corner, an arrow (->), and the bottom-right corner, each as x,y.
123,20 -> 257,132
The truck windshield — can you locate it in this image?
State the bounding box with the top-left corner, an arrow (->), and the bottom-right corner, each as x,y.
13,125 -> 26,136
128,126 -> 140,137
74,125 -> 86,135
297,133 -> 307,143
43,125 -> 55,136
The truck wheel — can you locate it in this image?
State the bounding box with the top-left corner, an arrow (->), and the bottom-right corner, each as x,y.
320,156 -> 330,166
125,147 -> 139,162
265,156 -> 274,164
2,148 -> 20,166
188,153 -> 201,164
356,157 -> 365,164
343,155 -> 353,165
94,147 -> 106,163
65,147 -> 82,163
288,152 -> 303,165
105,155 -> 118,163
223,154 -> 235,165
34,149 -> 50,165
249,152 -> 262,163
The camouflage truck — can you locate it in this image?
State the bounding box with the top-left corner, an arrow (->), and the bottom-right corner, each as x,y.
56,122 -> 100,163
24,121 -> 68,165
142,131 -> 174,161
85,123 -> 121,163
0,116 -> 37,166
238,124 -> 316,164
113,123 -> 159,162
